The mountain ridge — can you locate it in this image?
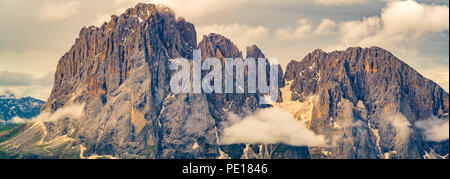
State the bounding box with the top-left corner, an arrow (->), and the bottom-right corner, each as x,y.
0,3 -> 447,159
0,94 -> 44,125
282,45 -> 448,158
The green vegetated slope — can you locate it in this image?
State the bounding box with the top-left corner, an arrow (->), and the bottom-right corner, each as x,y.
0,124 -> 23,158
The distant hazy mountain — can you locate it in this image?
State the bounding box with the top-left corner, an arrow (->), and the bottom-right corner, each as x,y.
0,3 -> 447,159
0,94 -> 44,124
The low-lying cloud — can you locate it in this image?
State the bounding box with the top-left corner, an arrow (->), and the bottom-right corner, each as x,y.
4,103 -> 85,125
384,112 -> 412,142
220,107 -> 325,146
0,116 -> 28,125
10,117 -> 28,124
33,103 -> 85,123
415,116 -> 449,142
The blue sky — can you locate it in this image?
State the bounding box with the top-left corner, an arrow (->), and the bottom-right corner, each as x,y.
0,0 -> 448,100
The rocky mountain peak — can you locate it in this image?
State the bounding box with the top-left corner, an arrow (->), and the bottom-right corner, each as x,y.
198,33 -> 242,59
282,46 -> 448,158
246,45 -> 265,59
42,3 -> 197,113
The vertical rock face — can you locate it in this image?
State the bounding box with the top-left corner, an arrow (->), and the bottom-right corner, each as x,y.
37,3 -> 202,158
283,47 -> 449,158
194,34 -> 309,159
43,4 -> 196,113
197,33 -> 259,121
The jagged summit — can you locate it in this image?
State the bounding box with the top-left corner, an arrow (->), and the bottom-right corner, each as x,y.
283,46 -> 448,158
246,45 -> 265,59
198,33 -> 242,59
84,3 -> 174,29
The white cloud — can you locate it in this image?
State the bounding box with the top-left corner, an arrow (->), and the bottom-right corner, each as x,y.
10,116 -> 28,124
196,24 -> 269,52
313,18 -> 338,35
276,19 -> 312,40
37,1 -> 82,21
314,0 -> 367,6
336,0 -> 449,49
415,116 -> 449,142
220,107 -> 325,146
33,103 -> 85,123
337,16 -> 381,48
2,104 -> 84,125
384,112 -> 412,143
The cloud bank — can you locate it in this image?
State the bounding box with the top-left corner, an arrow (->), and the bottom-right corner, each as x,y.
220,107 -> 325,146
0,71 -> 53,86
383,112 -> 412,143
336,0 -> 449,50
313,19 -> 338,35
415,116 -> 449,142
2,103 -> 85,125
33,103 -> 85,123
0,71 -> 54,100
276,19 -> 312,40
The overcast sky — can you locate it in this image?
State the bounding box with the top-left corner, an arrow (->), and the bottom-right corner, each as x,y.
0,0 -> 448,100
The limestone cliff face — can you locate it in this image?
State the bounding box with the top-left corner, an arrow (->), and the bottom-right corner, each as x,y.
42,4 -> 196,113
283,47 -> 449,159
37,3 -> 198,158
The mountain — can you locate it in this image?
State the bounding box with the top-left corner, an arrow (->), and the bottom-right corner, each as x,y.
0,94 -> 44,125
0,91 -> 15,99
281,47 -> 449,158
0,3 -> 447,159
